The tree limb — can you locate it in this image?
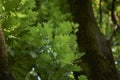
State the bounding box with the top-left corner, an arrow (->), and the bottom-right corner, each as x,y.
99,0 -> 102,27
109,0 -> 120,43
0,26 -> 15,80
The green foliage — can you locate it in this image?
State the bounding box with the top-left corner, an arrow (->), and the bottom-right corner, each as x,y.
0,0 -> 87,80
78,75 -> 88,80
112,32 -> 120,71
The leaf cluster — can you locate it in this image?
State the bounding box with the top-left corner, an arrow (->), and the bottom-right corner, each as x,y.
0,0 -> 87,80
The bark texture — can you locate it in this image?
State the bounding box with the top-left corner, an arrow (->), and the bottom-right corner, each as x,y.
69,0 -> 119,80
0,26 -> 14,80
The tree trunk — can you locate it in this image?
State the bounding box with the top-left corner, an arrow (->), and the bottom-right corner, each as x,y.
69,0 -> 119,80
0,26 -> 14,80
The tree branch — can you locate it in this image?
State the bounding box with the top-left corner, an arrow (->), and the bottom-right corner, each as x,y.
109,0 -> 120,43
99,0 -> 102,27
0,26 -> 15,80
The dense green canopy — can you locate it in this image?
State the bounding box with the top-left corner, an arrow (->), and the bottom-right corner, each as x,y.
0,0 -> 120,80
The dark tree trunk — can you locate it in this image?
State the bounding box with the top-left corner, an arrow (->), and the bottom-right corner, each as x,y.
0,26 -> 14,80
69,0 -> 119,80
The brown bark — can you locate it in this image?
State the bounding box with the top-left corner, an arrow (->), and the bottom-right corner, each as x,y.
69,0 -> 119,80
0,26 -> 14,80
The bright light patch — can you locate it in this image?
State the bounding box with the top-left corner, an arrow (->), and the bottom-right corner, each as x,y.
38,76 -> 41,80
115,61 -> 118,64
